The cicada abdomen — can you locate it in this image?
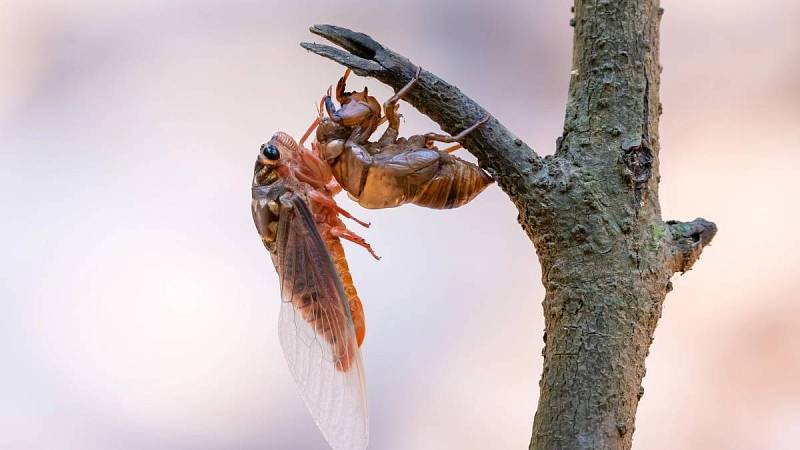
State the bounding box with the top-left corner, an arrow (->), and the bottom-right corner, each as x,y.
407,151 -> 493,209
323,233 -> 366,346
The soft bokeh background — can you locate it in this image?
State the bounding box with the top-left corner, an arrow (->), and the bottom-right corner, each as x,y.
1,1 -> 798,449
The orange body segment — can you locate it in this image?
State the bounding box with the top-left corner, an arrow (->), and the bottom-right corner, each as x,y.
324,234 -> 366,346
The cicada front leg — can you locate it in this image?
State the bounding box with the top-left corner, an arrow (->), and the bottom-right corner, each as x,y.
378,66 -> 422,145
336,68 -> 352,105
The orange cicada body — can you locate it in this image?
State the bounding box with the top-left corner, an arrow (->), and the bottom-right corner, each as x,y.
251,131 -> 372,450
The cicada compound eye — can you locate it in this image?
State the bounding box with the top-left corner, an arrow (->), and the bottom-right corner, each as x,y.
261,143 -> 280,161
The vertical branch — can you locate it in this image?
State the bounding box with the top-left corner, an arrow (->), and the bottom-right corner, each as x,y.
530,2 -> 671,449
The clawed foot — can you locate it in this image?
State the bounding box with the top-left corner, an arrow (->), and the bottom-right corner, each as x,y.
336,68 -> 352,104
381,66 -> 421,133
336,205 -> 370,228
331,226 -> 380,260
385,66 -> 421,106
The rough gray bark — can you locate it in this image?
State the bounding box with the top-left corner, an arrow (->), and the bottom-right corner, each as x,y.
301,1 -> 716,448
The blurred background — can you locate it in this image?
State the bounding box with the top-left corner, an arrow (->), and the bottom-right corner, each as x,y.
1,1 -> 798,449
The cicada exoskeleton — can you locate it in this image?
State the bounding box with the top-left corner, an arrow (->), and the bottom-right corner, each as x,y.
314,68 -> 494,210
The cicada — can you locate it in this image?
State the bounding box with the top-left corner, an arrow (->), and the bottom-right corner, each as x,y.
314,67 -> 494,209
252,68 -> 492,450
251,131 -> 375,450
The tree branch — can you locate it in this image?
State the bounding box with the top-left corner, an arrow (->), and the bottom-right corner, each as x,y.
299,17 -> 718,450
301,24 -> 541,199
667,218 -> 718,273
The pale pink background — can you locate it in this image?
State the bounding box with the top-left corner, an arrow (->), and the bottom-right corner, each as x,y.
1,1 -> 798,449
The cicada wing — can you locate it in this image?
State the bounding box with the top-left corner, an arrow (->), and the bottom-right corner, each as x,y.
275,194 -> 368,450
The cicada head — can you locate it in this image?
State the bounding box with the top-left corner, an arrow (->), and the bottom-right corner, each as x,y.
324,78 -> 382,135
252,132 -> 302,187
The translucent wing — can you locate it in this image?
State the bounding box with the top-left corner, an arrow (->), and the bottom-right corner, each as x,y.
274,194 -> 368,450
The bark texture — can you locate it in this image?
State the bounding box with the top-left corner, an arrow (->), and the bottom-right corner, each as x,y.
301,2 -> 716,448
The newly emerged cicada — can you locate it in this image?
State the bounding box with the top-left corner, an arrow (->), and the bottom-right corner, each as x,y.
251,131 -> 375,450
314,67 -> 494,209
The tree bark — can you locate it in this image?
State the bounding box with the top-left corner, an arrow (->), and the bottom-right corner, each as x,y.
301,1 -> 716,448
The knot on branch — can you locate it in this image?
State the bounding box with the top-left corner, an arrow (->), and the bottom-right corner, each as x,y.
667,218 -> 717,274
622,143 -> 653,206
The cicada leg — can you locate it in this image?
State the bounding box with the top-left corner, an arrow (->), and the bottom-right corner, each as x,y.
336,68 -> 352,105
308,190 -> 371,228
424,115 -> 491,147
336,206 -> 370,228
378,66 -> 422,145
330,226 -> 380,260
383,66 -> 421,110
325,177 -> 342,196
